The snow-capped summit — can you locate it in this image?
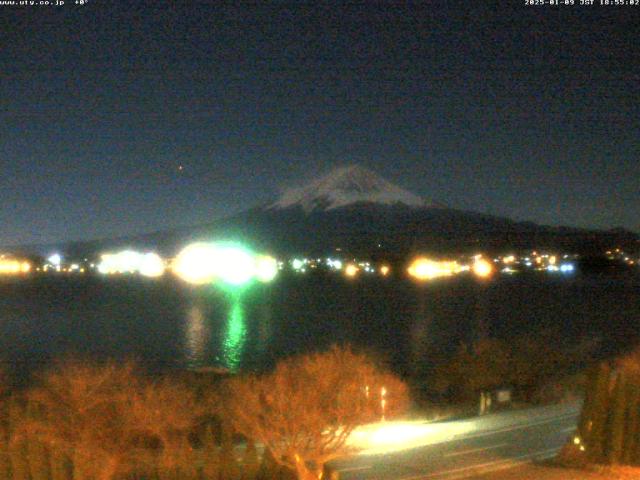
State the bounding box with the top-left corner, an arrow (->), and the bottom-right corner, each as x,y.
270,165 -> 426,212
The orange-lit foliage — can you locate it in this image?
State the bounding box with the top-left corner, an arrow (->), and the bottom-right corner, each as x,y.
26,360 -> 202,480
575,346 -> 640,467
27,360 -> 142,480
128,377 -> 203,474
222,345 -> 409,480
615,347 -> 640,376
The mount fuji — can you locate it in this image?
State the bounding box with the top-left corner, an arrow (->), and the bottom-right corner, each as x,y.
16,165 -> 638,259
269,165 -> 427,212
201,165 -> 637,257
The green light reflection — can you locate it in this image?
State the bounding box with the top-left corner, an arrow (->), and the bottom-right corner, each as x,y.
222,294 -> 247,371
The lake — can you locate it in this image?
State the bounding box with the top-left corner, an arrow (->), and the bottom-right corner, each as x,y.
0,271 -> 638,381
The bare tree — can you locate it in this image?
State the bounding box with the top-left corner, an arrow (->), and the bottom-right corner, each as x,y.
222,345 -> 409,480
127,376 -> 203,478
26,359 -> 143,480
24,359 -> 204,480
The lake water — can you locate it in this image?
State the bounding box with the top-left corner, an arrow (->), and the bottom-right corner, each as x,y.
0,272 -> 638,380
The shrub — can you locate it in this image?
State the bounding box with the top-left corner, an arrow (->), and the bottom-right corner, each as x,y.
222,345 -> 409,480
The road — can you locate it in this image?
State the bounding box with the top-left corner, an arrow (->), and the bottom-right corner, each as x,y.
330,402 -> 581,480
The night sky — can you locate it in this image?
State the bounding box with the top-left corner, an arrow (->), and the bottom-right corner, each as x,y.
1,1 -> 638,246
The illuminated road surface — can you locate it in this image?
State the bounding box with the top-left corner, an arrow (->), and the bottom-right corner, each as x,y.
331,402 -> 580,480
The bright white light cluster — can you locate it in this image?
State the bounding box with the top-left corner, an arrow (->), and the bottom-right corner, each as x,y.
255,255 -> 279,282
358,261 -> 375,273
289,256 -> 393,278
348,420 -> 474,455
291,258 -> 307,272
98,250 -> 165,277
326,258 -> 343,270
47,254 -> 62,266
0,258 -> 31,275
172,242 -> 278,286
407,257 -> 464,281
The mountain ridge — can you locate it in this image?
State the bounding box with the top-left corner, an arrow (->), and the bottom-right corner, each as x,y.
3,165 -> 638,258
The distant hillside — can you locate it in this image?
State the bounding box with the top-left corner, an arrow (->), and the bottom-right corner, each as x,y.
6,165 -> 639,259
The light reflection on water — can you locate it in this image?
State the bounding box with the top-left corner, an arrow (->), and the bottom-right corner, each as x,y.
0,274 -> 633,379
184,305 -> 210,369
183,293 -> 252,371
222,297 -> 247,371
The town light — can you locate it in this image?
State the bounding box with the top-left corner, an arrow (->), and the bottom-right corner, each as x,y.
0,259 -> 28,274
174,242 -> 272,287
215,246 -> 255,286
47,253 -> 62,266
97,250 -> 165,277
173,243 -> 219,285
560,263 -> 575,273
345,264 -> 359,277
329,259 -> 343,270
407,257 -> 462,281
255,255 -> 278,283
472,258 -> 493,278
139,252 -> 165,277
